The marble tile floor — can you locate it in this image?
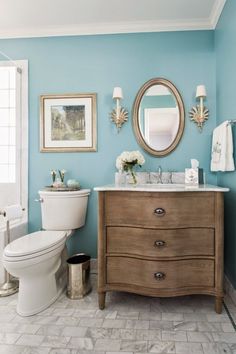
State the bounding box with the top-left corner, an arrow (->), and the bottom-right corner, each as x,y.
0,275 -> 235,354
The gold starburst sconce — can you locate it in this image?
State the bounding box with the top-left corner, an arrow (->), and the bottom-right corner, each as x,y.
189,85 -> 209,132
110,87 -> 128,132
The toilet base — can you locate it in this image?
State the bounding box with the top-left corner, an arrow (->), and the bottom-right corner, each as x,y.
3,239 -> 69,316
17,270 -> 66,317
17,281 -> 65,316
16,250 -> 68,317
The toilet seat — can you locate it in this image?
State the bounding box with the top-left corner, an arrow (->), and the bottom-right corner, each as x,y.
4,230 -> 68,261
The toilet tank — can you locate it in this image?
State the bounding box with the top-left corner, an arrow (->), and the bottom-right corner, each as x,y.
38,189 -> 90,231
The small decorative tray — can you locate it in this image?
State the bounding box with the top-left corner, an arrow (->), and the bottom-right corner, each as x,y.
43,186 -> 81,192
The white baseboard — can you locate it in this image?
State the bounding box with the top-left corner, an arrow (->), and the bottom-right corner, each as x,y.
224,275 -> 236,306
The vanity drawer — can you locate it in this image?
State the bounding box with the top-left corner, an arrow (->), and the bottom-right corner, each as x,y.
107,227 -> 215,257
107,256 -> 214,289
105,191 -> 215,228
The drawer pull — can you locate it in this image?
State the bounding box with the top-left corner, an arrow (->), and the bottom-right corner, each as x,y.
154,207 -> 166,216
154,240 -> 166,247
154,272 -> 166,280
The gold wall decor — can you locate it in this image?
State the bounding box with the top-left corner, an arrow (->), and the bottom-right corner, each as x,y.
189,85 -> 209,132
110,87 -> 128,132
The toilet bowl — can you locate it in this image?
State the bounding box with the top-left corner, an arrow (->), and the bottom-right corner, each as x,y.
3,230 -> 68,316
2,189 -> 90,316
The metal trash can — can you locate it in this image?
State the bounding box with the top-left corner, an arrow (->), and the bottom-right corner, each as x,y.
66,253 -> 91,299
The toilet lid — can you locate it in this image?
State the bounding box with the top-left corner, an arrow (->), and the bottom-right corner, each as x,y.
4,230 -> 67,257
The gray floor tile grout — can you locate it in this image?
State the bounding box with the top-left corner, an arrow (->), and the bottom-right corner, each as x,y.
0,275 -> 236,353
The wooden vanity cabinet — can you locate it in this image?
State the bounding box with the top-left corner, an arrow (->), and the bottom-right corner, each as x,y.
97,191 -> 224,313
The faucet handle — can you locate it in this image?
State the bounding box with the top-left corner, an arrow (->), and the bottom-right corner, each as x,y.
146,172 -> 151,184
157,165 -> 163,184
167,171 -> 173,184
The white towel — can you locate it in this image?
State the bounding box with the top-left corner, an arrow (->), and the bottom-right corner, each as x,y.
211,121 -> 235,172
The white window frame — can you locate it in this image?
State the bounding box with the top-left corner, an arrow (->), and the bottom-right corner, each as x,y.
0,60 -> 28,228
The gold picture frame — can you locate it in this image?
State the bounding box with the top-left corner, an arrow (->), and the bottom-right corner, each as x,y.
40,93 -> 97,152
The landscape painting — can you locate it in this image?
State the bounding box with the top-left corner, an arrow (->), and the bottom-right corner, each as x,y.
40,93 -> 97,152
51,105 -> 85,141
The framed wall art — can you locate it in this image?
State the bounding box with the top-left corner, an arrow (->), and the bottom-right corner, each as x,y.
40,93 -> 97,152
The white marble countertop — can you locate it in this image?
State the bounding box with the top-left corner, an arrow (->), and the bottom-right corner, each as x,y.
94,184 -> 229,192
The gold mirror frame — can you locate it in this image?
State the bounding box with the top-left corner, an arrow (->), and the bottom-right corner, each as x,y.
132,78 -> 185,157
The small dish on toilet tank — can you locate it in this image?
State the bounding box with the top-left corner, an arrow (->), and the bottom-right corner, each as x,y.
67,179 -> 80,189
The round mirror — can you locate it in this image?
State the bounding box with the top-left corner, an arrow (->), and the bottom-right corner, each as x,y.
133,78 -> 185,156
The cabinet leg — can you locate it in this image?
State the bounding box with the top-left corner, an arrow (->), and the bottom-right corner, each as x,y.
98,292 -> 106,310
215,296 -> 223,314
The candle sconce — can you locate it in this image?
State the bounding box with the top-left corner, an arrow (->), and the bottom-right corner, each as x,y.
189,85 -> 209,132
110,87 -> 128,132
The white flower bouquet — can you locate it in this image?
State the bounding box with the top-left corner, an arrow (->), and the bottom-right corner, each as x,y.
116,150 -> 145,184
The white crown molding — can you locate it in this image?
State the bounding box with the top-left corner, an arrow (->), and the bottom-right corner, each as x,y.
0,1 -> 227,40
0,19 -> 214,40
210,0 -> 227,28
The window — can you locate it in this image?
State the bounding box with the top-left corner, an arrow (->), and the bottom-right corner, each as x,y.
0,60 -> 28,225
0,66 -> 16,182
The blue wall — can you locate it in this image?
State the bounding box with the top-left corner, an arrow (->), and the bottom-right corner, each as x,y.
0,30 -> 216,257
215,0 -> 236,288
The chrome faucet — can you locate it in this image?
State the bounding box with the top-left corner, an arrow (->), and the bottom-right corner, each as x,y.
157,165 -> 163,184
167,171 -> 173,184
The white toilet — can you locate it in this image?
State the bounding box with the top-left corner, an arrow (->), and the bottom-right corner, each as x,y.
2,189 -> 90,316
